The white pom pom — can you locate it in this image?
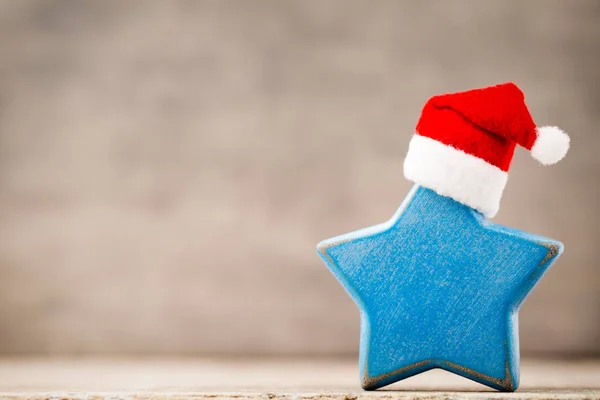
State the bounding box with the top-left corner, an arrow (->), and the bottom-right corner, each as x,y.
531,126 -> 570,165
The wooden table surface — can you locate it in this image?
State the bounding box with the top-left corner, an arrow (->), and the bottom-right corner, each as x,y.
0,358 -> 599,399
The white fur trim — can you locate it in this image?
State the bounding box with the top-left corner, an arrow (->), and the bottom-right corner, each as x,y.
404,134 -> 508,218
531,126 -> 570,165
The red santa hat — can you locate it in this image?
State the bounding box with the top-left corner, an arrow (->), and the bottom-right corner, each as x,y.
404,82 -> 570,218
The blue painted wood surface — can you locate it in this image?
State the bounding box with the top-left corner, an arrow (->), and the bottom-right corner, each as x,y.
316,185 -> 562,391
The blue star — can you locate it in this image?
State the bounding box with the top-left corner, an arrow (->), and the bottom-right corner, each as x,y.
317,185 -> 562,391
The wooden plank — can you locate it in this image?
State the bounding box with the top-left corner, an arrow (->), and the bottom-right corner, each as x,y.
0,358 -> 598,399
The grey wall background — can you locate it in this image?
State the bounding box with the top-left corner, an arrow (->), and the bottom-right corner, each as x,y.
0,0 -> 598,356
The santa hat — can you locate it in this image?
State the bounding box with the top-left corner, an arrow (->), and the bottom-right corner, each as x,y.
404,82 -> 570,218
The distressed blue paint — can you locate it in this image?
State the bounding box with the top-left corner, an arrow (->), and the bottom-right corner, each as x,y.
317,185 -> 563,391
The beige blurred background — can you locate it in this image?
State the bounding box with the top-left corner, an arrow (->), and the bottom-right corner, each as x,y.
0,0 -> 598,357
